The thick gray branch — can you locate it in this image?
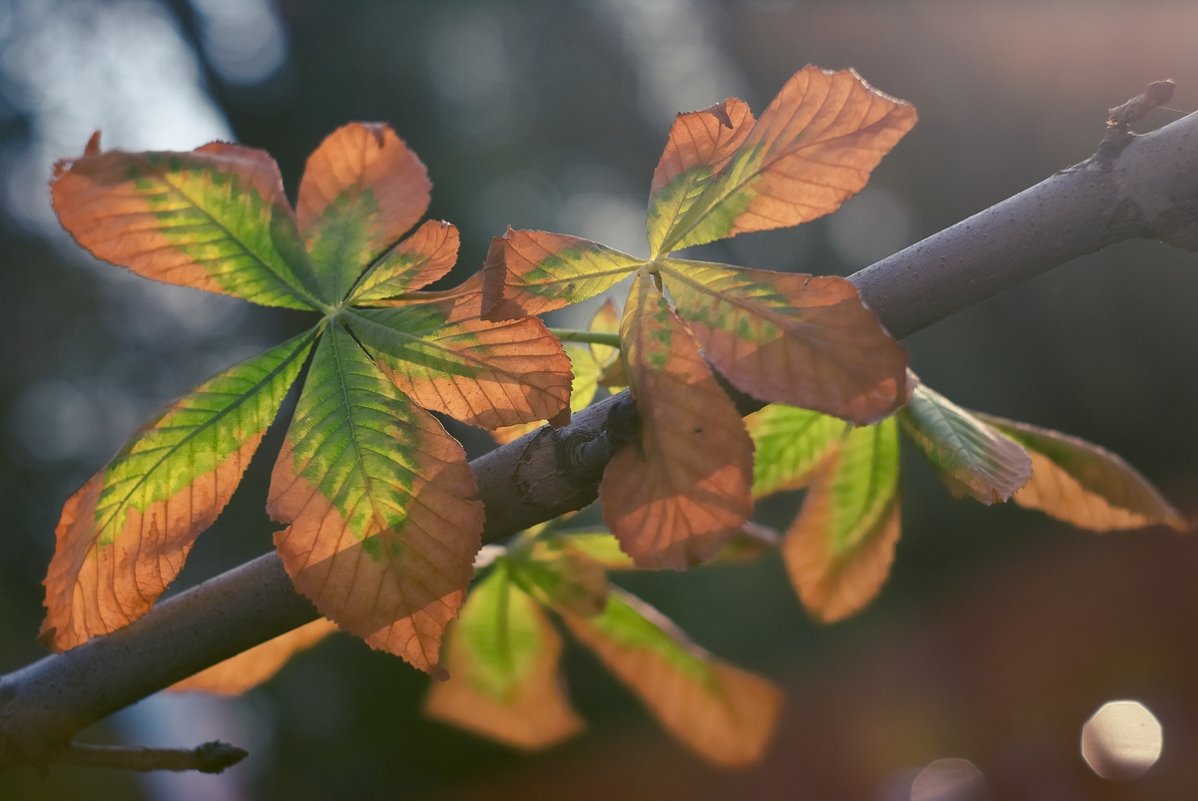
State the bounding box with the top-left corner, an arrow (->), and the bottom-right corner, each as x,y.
3,107 -> 1196,773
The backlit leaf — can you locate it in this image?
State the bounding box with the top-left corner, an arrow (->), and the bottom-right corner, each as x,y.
598,270 -> 753,569
900,382 -> 1031,504
425,561 -> 584,750
41,333 -> 314,650
171,618 -> 339,695
661,258 -> 907,424
296,123 -> 431,301
346,303 -> 571,429
509,536 -> 609,617
784,419 -> 900,623
658,65 -> 917,253
268,325 -> 484,674
483,230 -> 644,320
560,588 -> 781,767
647,97 -> 755,258
547,526 -> 778,570
588,299 -> 622,370
745,404 -> 845,498
351,219 -> 459,303
51,137 -> 319,310
491,344 -> 601,445
979,415 -> 1186,531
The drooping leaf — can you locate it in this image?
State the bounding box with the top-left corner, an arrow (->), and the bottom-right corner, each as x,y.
51,137 -> 319,310
350,219 -> 459,303
978,415 -> 1186,531
509,535 -> 609,617
560,588 -> 781,767
345,303 -> 571,429
491,344 -> 601,445
588,299 -> 623,373
547,525 -> 778,570
657,65 -> 917,253
41,332 -> 314,650
425,561 -> 584,750
900,382 -> 1031,504
661,258 -> 907,424
783,418 -> 901,623
296,123 -> 431,302
598,270 -> 753,569
647,97 -> 756,258
483,230 -> 644,320
268,325 -> 484,674
745,403 -> 845,498
171,618 -> 339,695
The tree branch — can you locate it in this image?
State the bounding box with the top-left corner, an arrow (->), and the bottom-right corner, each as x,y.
49,740 -> 247,774
3,101 -> 1196,774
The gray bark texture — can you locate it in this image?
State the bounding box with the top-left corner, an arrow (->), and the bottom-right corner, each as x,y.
3,103 -> 1197,772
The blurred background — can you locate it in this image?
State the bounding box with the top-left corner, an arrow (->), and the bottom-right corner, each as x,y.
2,0 -> 1197,798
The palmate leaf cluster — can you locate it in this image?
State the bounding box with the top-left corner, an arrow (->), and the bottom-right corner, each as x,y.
38,65 -> 1186,767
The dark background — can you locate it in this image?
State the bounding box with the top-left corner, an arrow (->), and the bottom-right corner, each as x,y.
2,1 -> 1197,799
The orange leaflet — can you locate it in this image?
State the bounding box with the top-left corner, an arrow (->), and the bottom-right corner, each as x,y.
51,136 -> 318,310
598,270 -> 753,569
647,97 -> 755,258
351,219 -> 460,302
559,588 -> 781,767
267,328 -> 484,674
171,618 -> 340,695
661,259 -> 908,424
297,123 -> 431,300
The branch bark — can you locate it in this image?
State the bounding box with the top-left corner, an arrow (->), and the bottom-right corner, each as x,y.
3,105 -> 1197,773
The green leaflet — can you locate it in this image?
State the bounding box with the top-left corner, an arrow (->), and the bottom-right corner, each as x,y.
824,419 -> 900,554
746,404 -> 846,499
303,188 -> 380,302
346,306 -> 483,380
96,331 -> 315,544
657,145 -> 763,253
456,560 -> 546,699
899,383 -> 1032,504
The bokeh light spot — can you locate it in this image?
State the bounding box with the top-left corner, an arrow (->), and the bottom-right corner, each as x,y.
1081,700 -> 1163,780
910,758 -> 990,801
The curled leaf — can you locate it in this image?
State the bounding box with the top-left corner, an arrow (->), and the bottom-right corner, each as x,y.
979,415 -> 1186,532
900,381 -> 1031,504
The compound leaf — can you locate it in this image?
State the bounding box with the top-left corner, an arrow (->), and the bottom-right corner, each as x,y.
662,258 -> 907,423
784,418 -> 900,623
351,219 -> 459,303
51,136 -> 319,310
659,65 -> 917,252
560,588 -> 781,767
425,561 -> 584,750
268,325 -> 484,674
647,97 -> 755,258
900,382 -> 1031,504
598,270 -> 753,569
979,415 -> 1186,531
41,332 -> 314,650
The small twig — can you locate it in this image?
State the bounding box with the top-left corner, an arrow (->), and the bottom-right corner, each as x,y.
52,740 -> 247,774
1108,79 -> 1176,127
547,328 -> 622,349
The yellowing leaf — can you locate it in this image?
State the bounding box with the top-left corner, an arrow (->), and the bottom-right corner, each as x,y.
171,618 -> 339,695
587,299 -> 623,375
491,344 -> 601,445
745,404 -> 845,498
784,419 -> 901,623
268,326 -> 484,674
296,123 -> 432,301
661,258 -> 907,424
659,65 -> 917,253
560,588 -> 781,767
647,97 -> 756,258
900,382 -> 1031,504
351,219 -> 460,303
979,415 -> 1186,532
425,561 -> 584,750
41,333 -> 314,650
509,536 -> 609,617
51,137 -> 319,310
483,230 -> 644,320
346,304 -> 571,429
599,270 -> 753,569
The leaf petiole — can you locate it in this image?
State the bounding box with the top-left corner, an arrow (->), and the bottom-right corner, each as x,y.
548,328 -> 622,349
